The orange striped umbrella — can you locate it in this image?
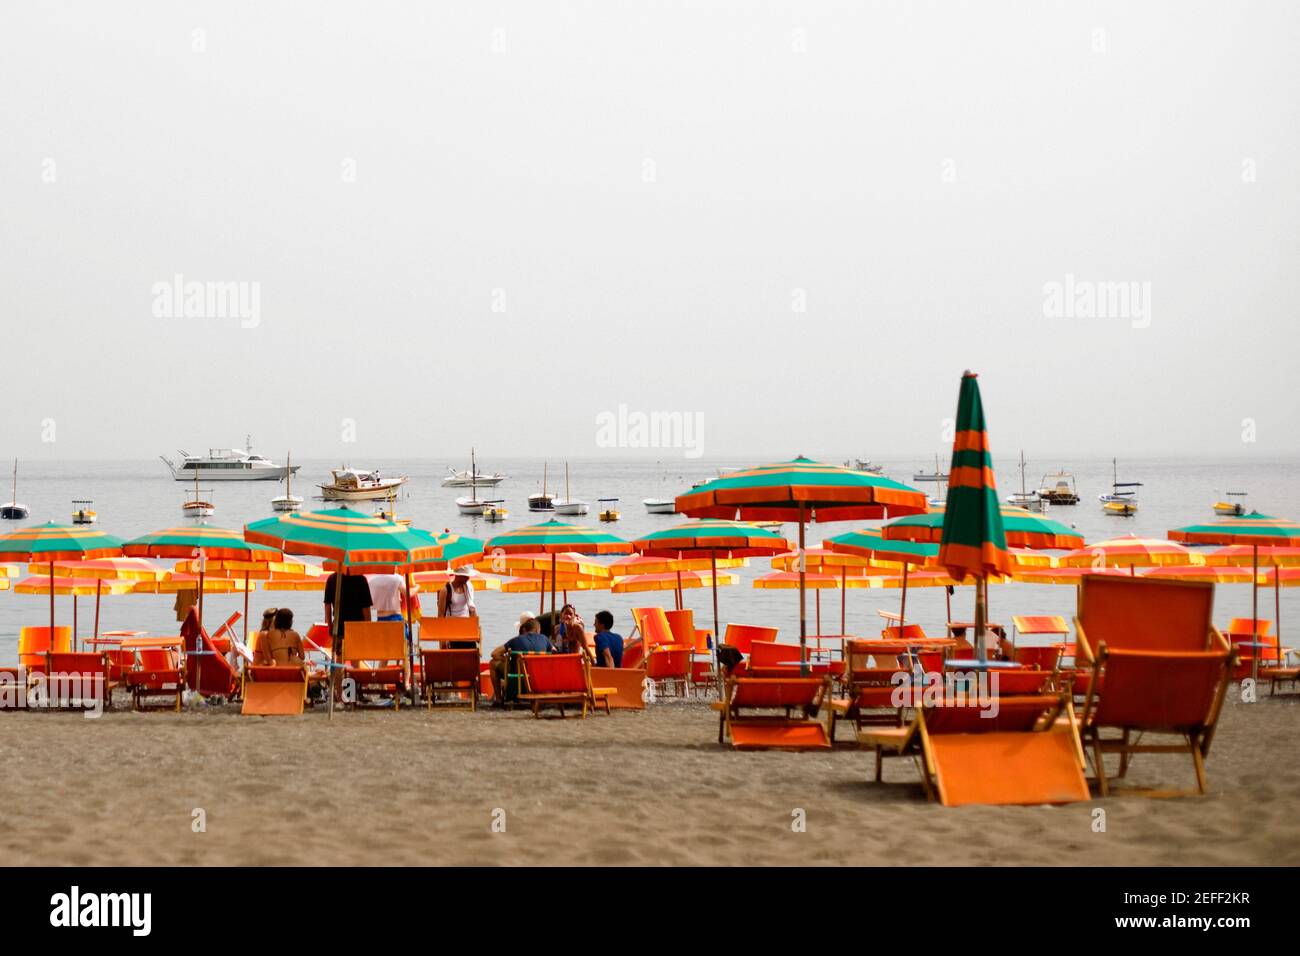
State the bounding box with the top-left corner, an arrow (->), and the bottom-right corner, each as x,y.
1059,535 -> 1204,572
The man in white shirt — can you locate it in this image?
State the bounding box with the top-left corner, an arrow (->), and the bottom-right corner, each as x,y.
366,571 -> 408,628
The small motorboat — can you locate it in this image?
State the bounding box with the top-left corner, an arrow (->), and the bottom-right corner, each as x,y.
598,498 -> 620,522
912,454 -> 949,483
1005,451 -> 1046,513
319,468 -> 408,501
374,506 -> 411,527
644,498 -> 677,515
1038,471 -> 1080,505
441,451 -> 507,488
71,500 -> 98,525
271,452 -> 303,512
1100,457 -> 1140,516
1213,492 -> 1247,517
1,459 -> 28,521
482,502 -> 509,522
755,521 -> 784,534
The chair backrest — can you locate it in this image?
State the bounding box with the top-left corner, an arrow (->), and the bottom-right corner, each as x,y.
1089,649 -> 1229,731
521,653 -> 587,695
1225,617 -> 1272,638
844,639 -> 908,676
1076,576 -> 1217,657
212,611 -> 242,640
645,646 -> 691,680
749,641 -> 803,667
882,624 -> 929,641
728,677 -> 825,710
924,695 -> 1059,734
988,669 -> 1050,695
419,616 -> 481,644
18,626 -> 72,666
1011,615 -> 1069,637
1014,645 -> 1062,672
341,621 -> 406,662
632,607 -> 676,650
421,648 -> 480,683
47,652 -> 107,677
722,623 -> 779,655
664,608 -> 695,646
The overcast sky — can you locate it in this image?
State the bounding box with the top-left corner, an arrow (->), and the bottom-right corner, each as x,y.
2,2 -> 1297,463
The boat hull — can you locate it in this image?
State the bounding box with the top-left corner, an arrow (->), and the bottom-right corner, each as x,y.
1,504 -> 29,520
554,500 -> 589,516
173,465 -> 299,481
643,499 -> 677,514
442,473 -> 507,488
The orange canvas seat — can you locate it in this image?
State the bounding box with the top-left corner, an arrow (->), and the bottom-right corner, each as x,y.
180,609 -> 240,699
633,607 -> 692,695
1074,576 -> 1232,796
241,664 -> 308,716
121,637 -> 184,711
882,623 -> 931,642
341,621 -> 408,710
715,677 -> 832,750
419,615 -> 481,647
1013,645 -> 1062,672
518,653 -> 611,718
420,647 -> 480,710
1222,618 -> 1279,678
721,623 -> 778,656
860,694 -> 1089,807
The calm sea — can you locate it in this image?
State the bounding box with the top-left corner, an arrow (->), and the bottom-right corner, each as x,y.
2,455 -> 1297,656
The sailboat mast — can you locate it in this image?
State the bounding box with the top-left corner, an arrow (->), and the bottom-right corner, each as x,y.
471,448 -> 477,501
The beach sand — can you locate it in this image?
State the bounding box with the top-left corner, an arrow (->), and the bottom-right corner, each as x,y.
2,688 -> 1297,866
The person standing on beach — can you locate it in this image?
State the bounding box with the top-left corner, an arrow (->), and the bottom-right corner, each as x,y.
324,570 -> 373,697
366,570 -> 408,634
592,610 -> 623,668
436,571 -> 477,619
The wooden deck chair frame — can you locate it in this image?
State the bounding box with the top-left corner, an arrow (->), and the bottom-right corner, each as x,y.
518,653 -> 612,718
121,637 -> 184,712
421,647 -> 480,710
44,651 -> 115,711
1074,576 -> 1232,796
341,621 -> 408,710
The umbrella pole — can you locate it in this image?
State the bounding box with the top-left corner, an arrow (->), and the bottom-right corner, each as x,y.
676,570 -> 683,611
328,567 -> 344,720
710,550 -> 721,691
49,559 -> 55,671
841,566 -> 846,636
815,589 -> 821,637
538,588 -> 544,615
243,571 -> 250,643
974,574 -> 988,662
74,595 -> 78,649
1275,568 -> 1283,672
798,503 -> 807,669
1251,544 -> 1259,683
406,569 -> 417,706
899,563 -> 910,635
94,580 -> 102,643
550,554 -> 556,642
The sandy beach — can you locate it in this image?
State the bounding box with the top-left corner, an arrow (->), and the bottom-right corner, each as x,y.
2,687 -> 1297,867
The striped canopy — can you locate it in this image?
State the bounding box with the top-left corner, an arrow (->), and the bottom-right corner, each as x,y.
1059,535 -> 1205,569
0,523 -> 125,562
886,504 -> 1083,550
484,519 -> 630,556
823,528 -> 941,567
124,525 -> 279,561
475,551 -> 612,579
173,556 -> 316,579
674,457 -> 926,522
499,576 -> 609,594
1142,565 -> 1258,584
938,373 -> 1012,581
1013,567 -> 1136,585
134,573 -> 252,594
14,574 -> 136,596
1209,545 -> 1300,568
1168,513 -> 1300,548
419,532 -> 485,570
1260,567 -> 1300,587
608,554 -> 747,575
244,508 -> 447,568
770,548 -> 882,573
42,557 -> 166,582
632,519 -> 792,559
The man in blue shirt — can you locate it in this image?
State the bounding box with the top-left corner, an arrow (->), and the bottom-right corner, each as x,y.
592,610 -> 623,668
490,614 -> 552,704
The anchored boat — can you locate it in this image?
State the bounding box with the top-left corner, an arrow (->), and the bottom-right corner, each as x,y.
1005,451 -> 1046,513
643,499 -> 677,515
1099,458 -> 1141,516
528,463 -> 556,512
598,498 -> 620,522
271,452 -> 303,512
1,459 -> 28,520
319,468 -> 408,501
161,437 -> 298,481
71,500 -> 97,525
1213,492 -> 1248,517
1038,471 -> 1080,505
553,464 -> 589,516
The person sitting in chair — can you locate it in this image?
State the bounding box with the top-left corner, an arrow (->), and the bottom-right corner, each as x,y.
254,608 -> 305,667
489,614 -> 552,705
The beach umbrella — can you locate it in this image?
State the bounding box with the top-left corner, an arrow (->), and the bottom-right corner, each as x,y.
674,458 -> 926,665
937,372 -> 1013,661
1141,565 -> 1259,585
172,554 -> 325,642
0,524 -> 126,654
484,520 -> 630,636
612,569 -> 738,610
475,550 -> 613,616
752,570 -> 883,635
40,556 -> 167,642
609,553 -> 747,613
885,504 -> 1083,550
123,524 -> 280,633
244,508 -> 450,715
768,548 -> 895,634
631,519 -> 793,673
1059,535 -> 1204,573
1168,514 -> 1300,681
823,529 -> 943,635
14,574 -> 135,645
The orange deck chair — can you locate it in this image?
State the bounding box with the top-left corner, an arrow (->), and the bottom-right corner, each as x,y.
714,676 -> 832,751
122,637 -> 185,711
633,606 -> 691,697
45,651 -> 115,710
1223,617 -> 1278,680
831,639 -> 914,738
180,609 -> 240,699
17,625 -> 72,673
341,621 -> 408,710
418,616 -> 481,709
207,611 -> 242,655
860,694 -> 1088,807
232,634 -> 309,715
518,652 -> 612,718
1074,576 -> 1233,796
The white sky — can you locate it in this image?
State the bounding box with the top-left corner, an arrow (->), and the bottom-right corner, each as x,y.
1,1 -> 1297,462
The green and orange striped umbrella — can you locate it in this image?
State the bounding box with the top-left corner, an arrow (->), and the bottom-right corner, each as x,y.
632,520 -> 792,652
0,524 -> 126,645
938,372 -> 1012,660
885,504 -> 1083,551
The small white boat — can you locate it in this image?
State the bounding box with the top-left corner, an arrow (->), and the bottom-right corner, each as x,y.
271,452 -> 303,512
71,500 -> 98,525
528,462 -> 556,512
845,458 -> 885,475
1213,492 -> 1247,517
456,497 -> 488,516
644,498 -> 677,515
441,452 -> 507,488
2,459 -> 28,521
182,499 -> 215,518
598,498 -> 620,522
319,468 -> 408,501
1005,451 -> 1047,513
552,463 -> 589,515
